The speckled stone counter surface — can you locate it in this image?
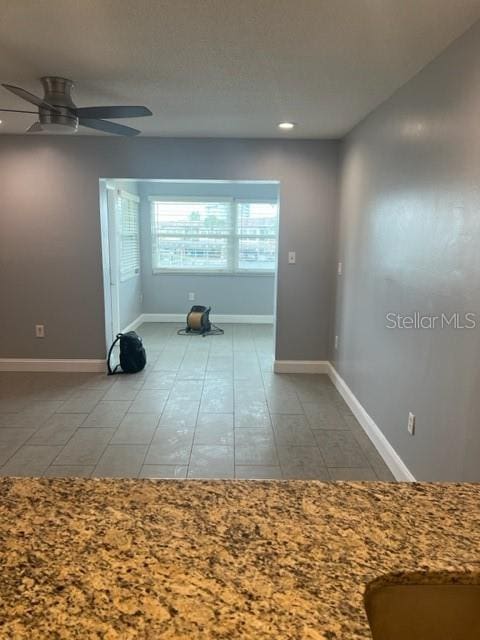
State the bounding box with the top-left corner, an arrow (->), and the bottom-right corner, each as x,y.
0,479 -> 479,639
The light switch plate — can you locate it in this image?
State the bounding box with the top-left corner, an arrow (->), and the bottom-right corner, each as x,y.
407,412 -> 416,435
288,251 -> 296,264
35,324 -> 45,338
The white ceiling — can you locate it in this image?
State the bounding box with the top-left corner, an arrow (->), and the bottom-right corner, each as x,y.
1,1 -> 479,138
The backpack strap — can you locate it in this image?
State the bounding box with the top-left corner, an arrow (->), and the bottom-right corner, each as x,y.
107,333 -> 123,375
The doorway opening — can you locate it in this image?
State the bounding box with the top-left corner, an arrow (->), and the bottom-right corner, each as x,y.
99,179 -> 280,372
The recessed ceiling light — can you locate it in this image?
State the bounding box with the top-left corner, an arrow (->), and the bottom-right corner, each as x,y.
278,122 -> 295,130
0,120 -> 2,125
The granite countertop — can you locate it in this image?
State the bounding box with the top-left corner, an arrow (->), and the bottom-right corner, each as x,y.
0,479 -> 479,639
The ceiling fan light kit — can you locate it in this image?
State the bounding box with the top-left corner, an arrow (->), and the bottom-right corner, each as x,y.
0,76 -> 152,136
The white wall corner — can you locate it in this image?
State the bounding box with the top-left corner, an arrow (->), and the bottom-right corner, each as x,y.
327,363 -> 416,482
273,360 -> 330,374
0,359 -> 106,373
121,314 -> 145,333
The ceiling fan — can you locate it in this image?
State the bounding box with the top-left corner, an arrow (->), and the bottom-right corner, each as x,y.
0,76 -> 152,136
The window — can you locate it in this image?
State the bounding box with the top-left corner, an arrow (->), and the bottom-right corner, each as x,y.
150,198 -> 278,273
117,190 -> 140,281
236,201 -> 278,272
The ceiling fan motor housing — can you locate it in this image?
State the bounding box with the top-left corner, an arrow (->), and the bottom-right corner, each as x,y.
39,76 -> 78,133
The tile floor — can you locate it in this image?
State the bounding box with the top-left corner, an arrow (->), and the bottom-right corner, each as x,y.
0,323 -> 394,480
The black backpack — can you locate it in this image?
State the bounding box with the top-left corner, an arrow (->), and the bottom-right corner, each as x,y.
107,331 -> 146,375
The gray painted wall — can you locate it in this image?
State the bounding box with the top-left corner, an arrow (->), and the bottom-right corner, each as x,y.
137,181 -> 277,316
118,267 -> 142,330
0,138 -> 338,360
333,21 -> 480,481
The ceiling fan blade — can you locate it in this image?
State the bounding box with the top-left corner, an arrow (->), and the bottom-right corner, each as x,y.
1,84 -> 60,112
0,108 -> 38,114
74,106 -> 152,119
79,118 -> 140,136
26,122 -> 43,133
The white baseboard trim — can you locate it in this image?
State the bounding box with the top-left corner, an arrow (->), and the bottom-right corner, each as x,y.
273,360 -> 330,374
327,363 -> 415,482
0,359 -> 106,373
140,313 -> 273,324
121,315 -> 144,333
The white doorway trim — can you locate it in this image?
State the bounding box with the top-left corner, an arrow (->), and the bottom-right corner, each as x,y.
99,181 -> 120,351
107,186 -> 121,339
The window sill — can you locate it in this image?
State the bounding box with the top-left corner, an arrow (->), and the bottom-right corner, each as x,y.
151,270 -> 275,277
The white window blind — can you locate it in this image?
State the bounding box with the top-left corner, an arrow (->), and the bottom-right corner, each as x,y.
236,201 -> 278,272
117,190 -> 140,281
151,199 -> 233,272
150,198 -> 278,274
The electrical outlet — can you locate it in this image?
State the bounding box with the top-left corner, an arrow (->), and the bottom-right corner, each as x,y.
35,324 -> 45,338
288,251 -> 296,264
188,292 -> 195,301
407,412 -> 416,435
334,335 -> 339,350
337,261 -> 343,276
